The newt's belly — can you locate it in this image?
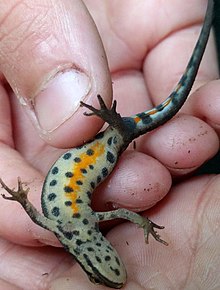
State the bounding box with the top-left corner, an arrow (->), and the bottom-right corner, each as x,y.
41,128 -> 123,222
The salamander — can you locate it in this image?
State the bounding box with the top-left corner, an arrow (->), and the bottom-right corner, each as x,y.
0,0 -> 214,288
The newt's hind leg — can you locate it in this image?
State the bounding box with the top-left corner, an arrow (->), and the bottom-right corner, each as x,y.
80,95 -> 125,129
95,209 -> 168,246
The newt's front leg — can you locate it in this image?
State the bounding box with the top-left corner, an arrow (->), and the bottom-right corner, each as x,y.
0,178 -> 60,233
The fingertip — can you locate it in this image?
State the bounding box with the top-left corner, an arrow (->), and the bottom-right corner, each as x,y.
142,114 -> 219,175
191,80 -> 220,135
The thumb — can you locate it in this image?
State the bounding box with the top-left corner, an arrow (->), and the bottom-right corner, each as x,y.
0,0 -> 112,147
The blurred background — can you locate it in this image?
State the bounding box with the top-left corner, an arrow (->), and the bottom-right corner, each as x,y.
196,1 -> 220,174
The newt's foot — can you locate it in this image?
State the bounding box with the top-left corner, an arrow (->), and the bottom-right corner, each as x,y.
1,178 -> 60,231
0,177 -> 29,207
142,218 -> 168,246
80,95 -> 124,129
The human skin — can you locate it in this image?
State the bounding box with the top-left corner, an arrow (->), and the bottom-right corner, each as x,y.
0,0 -> 219,289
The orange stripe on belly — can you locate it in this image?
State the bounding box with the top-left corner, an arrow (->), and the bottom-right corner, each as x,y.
65,142 -> 105,213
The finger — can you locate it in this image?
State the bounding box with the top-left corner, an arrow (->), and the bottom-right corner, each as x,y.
140,114 -> 219,176
0,0 -> 112,147
92,151 -> 172,212
190,80 -> 220,136
0,85 -> 13,147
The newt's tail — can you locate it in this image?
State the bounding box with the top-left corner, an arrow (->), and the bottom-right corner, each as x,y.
129,0 -> 214,138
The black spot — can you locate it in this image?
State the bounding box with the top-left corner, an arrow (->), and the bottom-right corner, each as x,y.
115,256 -> 120,266
72,213 -> 81,218
73,248 -> 80,255
76,144 -> 85,150
51,207 -> 60,217
73,230 -> 80,236
89,164 -> 94,170
63,244 -> 70,252
76,180 -> 83,185
113,136 -> 118,144
171,94 -> 179,106
82,218 -> 89,225
87,230 -> 92,235
95,256 -> 102,263
157,103 -> 165,112
114,269 -> 120,276
51,167 -> 59,175
96,242 -> 101,247
65,172 -> 74,178
109,212 -> 117,219
63,152 -> 72,160
97,175 -> 102,183
87,247 -> 94,252
41,199 -> 48,216
48,193 -> 56,201
86,149 -> 94,156
122,116 -> 137,130
107,246 -> 114,252
105,255 -> 111,261
98,215 -> 104,221
110,267 -> 120,276
64,186 -> 74,193
180,73 -> 187,87
137,112 -> 146,119
106,151 -> 115,164
107,137 -> 113,146
76,239 -> 83,246
141,114 -> 152,125
57,223 -> 70,235
76,198 -> 83,204
50,179 -> 57,186
83,254 -> 93,268
95,132 -> 104,139
94,223 -> 99,232
90,181 -> 95,189
80,168 -> 87,174
65,201 -> 72,206
63,231 -> 73,240
102,167 -> 108,177
74,157 -> 81,163
87,191 -> 92,199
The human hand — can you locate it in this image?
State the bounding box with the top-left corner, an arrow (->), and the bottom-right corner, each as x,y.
0,0 -> 219,289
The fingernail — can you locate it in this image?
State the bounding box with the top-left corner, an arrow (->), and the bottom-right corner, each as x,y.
33,69 -> 91,132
